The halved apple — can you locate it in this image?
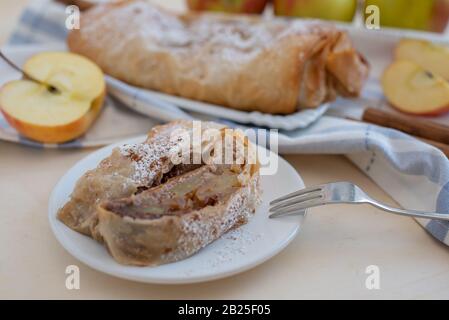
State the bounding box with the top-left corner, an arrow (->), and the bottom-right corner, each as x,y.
395,39 -> 449,81
382,60 -> 449,116
0,52 -> 105,143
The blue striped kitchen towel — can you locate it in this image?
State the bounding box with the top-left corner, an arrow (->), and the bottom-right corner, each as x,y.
3,0 -> 449,245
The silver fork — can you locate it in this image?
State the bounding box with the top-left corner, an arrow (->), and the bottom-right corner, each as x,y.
269,181 -> 449,221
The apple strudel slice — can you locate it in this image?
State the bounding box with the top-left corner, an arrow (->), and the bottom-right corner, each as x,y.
58,120 -> 261,266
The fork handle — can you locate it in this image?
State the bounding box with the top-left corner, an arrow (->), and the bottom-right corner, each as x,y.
367,200 -> 449,221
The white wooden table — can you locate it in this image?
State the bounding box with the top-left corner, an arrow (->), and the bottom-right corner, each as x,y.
1,0 -> 449,299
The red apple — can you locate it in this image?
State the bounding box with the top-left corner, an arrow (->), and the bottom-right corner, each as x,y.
431,0 -> 449,32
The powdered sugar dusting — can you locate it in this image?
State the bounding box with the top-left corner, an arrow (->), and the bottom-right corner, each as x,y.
208,228 -> 263,269
171,173 -> 261,269
118,127 -> 186,186
119,142 -> 170,185
179,228 -> 263,277
84,0 -> 329,62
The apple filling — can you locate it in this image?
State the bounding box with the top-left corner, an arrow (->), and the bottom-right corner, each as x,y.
102,164 -> 243,220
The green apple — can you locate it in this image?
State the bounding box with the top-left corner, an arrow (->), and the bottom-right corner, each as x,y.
274,0 -> 357,22
187,0 -> 268,14
364,0 -> 449,32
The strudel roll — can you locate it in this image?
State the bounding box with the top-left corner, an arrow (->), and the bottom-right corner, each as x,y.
67,0 -> 369,114
58,120 -> 261,266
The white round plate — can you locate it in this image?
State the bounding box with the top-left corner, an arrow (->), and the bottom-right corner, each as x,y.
107,76 -> 329,131
48,136 -> 305,284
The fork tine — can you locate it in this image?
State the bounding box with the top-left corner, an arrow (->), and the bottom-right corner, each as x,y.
270,186 -> 323,205
269,191 -> 322,212
269,197 -> 324,218
269,209 -> 307,219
